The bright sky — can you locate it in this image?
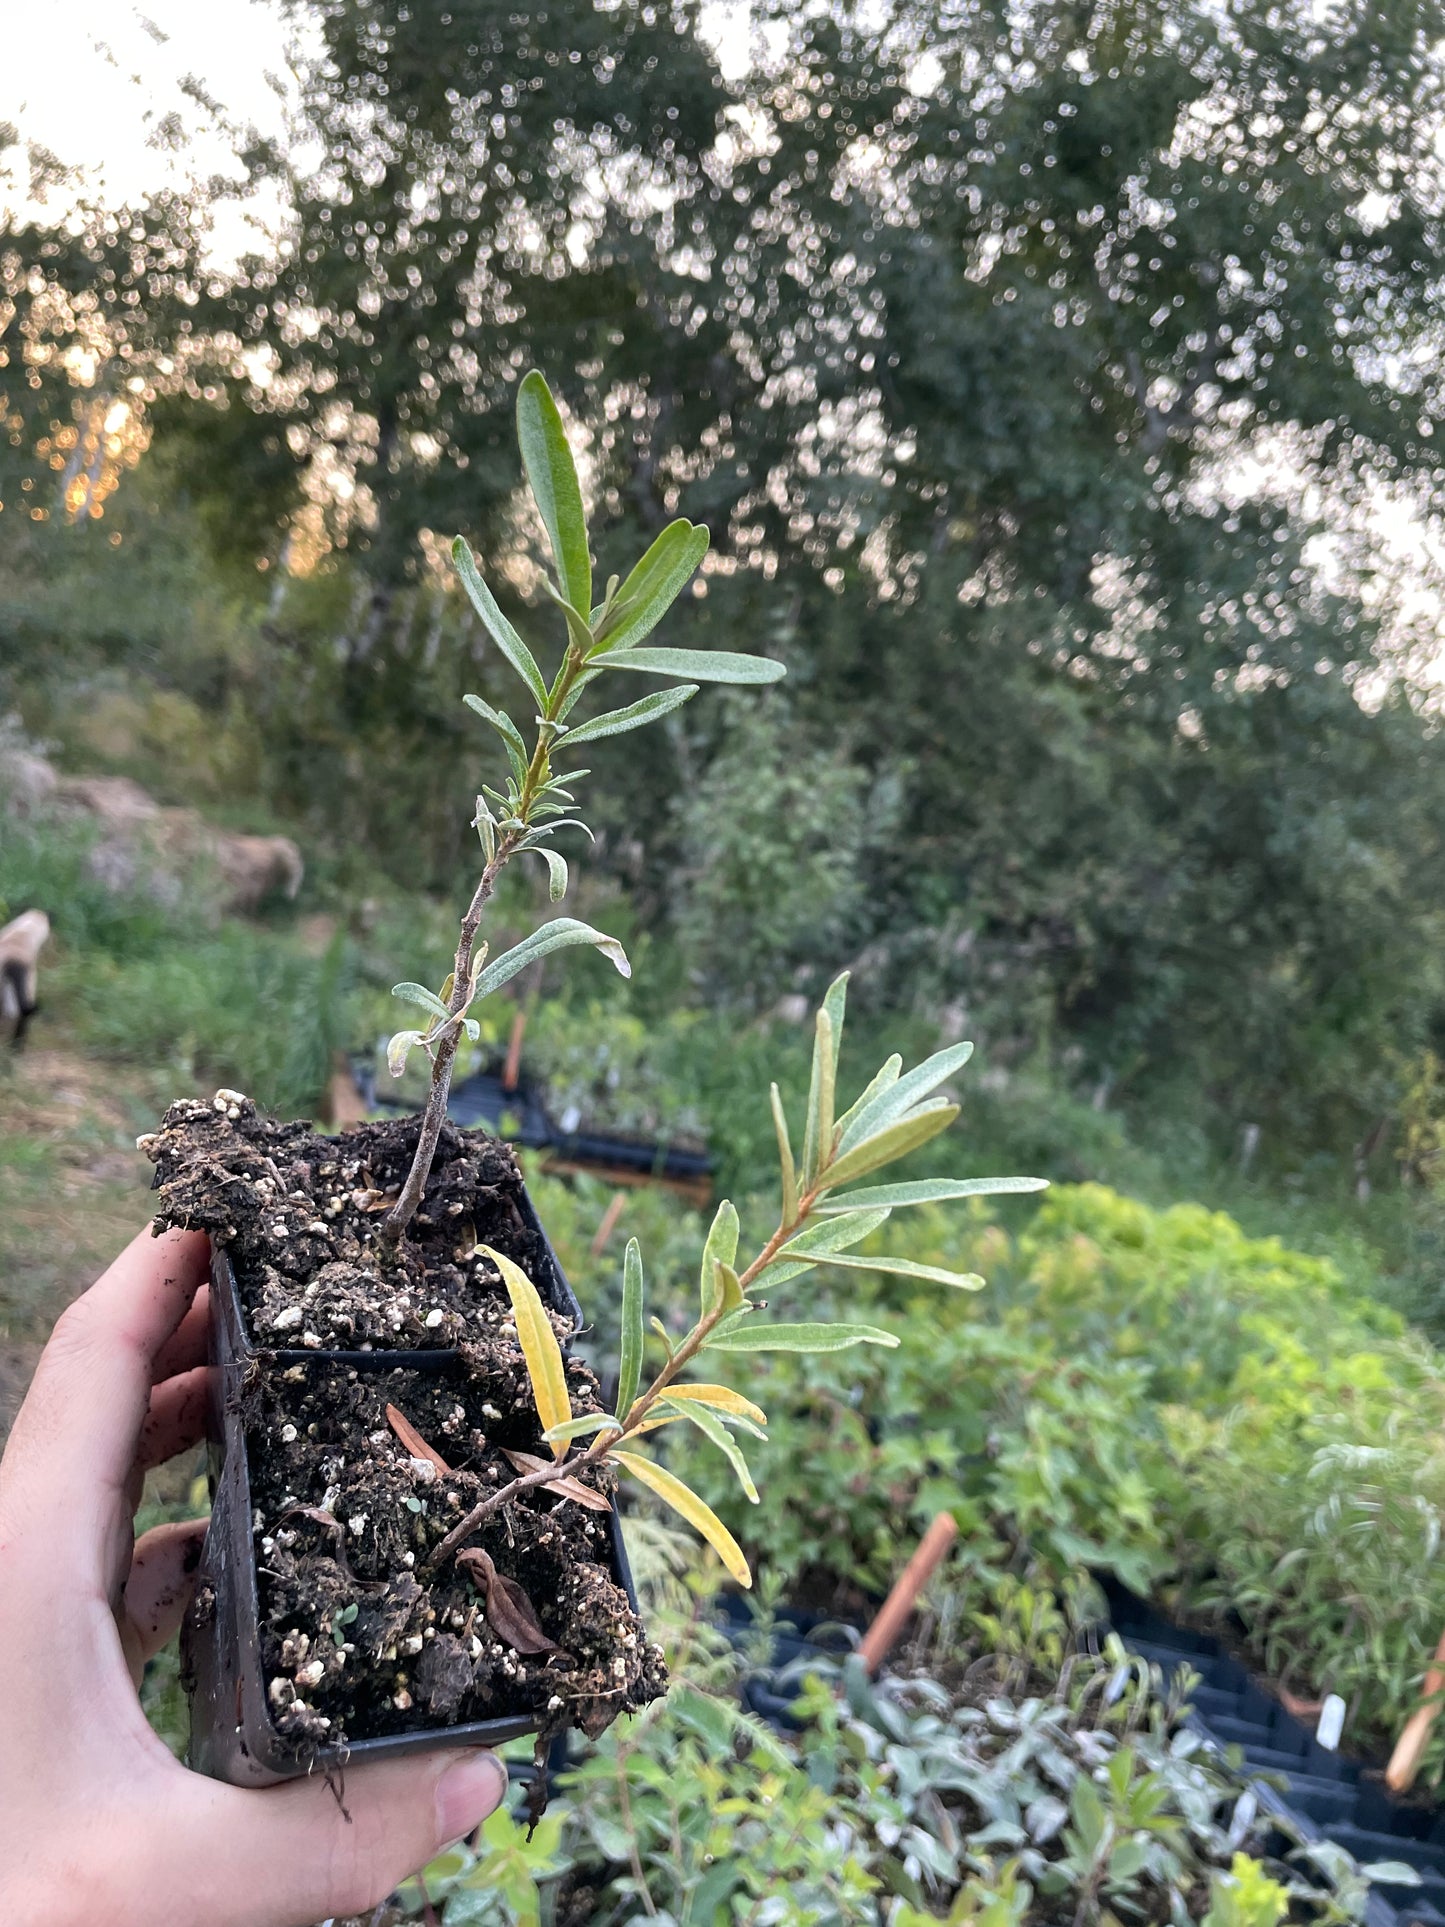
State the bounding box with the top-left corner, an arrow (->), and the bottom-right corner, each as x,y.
1,0 -> 296,218
0,0 -> 755,226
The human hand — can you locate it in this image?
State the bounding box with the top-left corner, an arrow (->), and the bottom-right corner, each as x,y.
0,1224 -> 507,1927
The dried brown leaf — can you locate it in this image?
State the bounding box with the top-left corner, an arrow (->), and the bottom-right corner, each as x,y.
386,1403 -> 453,1476
503,1447 -> 612,1513
457,1547 -> 560,1655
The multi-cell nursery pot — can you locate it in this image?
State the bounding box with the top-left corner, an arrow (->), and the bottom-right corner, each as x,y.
145,1092 -> 666,1788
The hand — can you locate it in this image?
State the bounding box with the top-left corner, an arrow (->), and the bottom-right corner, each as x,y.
0,1224 -> 507,1927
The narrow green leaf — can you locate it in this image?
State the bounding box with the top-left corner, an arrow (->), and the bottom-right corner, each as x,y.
801,1008 -> 836,1188
599,647 -> 786,684
834,1056 -> 901,1142
462,693 -> 528,760
616,1237 -> 644,1420
612,1451 -> 752,1586
824,1252 -> 986,1289
555,666 -> 601,721
717,1262 -> 745,1313
706,1321 -> 900,1354
821,972 -> 848,1088
660,1398 -> 759,1503
473,796 -> 497,862
595,520 -> 710,653
543,1412 -> 624,1444
386,1029 -> 424,1076
837,1041 -> 975,1155
700,1198 -> 740,1317
451,537 -> 548,708
484,1243 -> 572,1457
563,684 -> 699,746
471,918 -> 630,1000
770,1082 -> 799,1227
815,1176 -> 1049,1213
391,982 -> 451,1022
517,370 -> 591,614
755,1207 -> 892,1286
537,848 -> 568,901
539,577 -> 596,654
821,1103 -> 960,1192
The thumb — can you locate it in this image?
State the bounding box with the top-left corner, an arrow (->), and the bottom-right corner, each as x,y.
178,1745 -> 508,1927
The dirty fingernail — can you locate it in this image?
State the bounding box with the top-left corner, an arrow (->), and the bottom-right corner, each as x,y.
435,1749 -> 508,1845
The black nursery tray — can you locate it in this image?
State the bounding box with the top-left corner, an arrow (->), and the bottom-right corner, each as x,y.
184,1239 -> 638,1787
1101,1579 -> 1444,1927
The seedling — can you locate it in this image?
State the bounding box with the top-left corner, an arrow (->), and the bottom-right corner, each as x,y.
376,371 -> 1046,1578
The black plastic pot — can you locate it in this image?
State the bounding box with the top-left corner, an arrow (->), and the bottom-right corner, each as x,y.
183,1176 -> 638,1787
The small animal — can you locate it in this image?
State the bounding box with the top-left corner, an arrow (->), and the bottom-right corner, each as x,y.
0,909 -> 50,1046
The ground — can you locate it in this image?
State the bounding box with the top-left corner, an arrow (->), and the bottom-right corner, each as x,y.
0,1045 -> 206,1753
0,1046 -> 166,1433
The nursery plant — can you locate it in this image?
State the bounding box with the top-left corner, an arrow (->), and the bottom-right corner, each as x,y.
145,371 -> 1042,1781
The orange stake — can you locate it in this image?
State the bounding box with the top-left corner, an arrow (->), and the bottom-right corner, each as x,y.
1387,1626 -> 1445,1793
590,1189 -> 629,1258
502,1008 -> 528,1093
858,1511 -> 959,1675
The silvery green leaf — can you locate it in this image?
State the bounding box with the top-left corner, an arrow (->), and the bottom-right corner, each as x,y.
392,982 -> 451,1022
755,1207 -> 892,1286
556,667 -> 601,721
659,1397 -> 758,1502
835,1055 -> 901,1141
616,1238 -> 645,1419
770,1083 -> 798,1226
462,693 -> 527,760
539,576 -> 596,653
598,647 -> 786,684
594,519 -> 710,653
700,1198 -> 740,1316
822,1103 -> 960,1190
821,971 -> 848,1077
462,1018 -> 480,1041
563,684 -> 699,746
517,370 -> 591,615
824,1252 -> 985,1289
836,1042 -> 975,1155
543,1413 -> 624,1444
471,918 -> 630,1000
387,1029 -> 425,1076
472,796 -> 497,862
815,1176 -> 1048,1212
451,538 -> 547,708
538,848 -> 568,901
707,1321 -> 899,1353
801,1007 -> 836,1188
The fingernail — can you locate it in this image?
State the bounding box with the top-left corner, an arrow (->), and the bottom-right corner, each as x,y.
435,1749 -> 508,1846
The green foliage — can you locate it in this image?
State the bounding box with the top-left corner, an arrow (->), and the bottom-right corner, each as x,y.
406,1632 -> 1375,1926
666,1179 -> 1445,1775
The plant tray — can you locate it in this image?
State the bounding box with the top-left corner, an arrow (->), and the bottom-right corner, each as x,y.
183,1217 -> 638,1786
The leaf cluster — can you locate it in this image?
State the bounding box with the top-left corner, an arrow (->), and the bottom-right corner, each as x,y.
400,1624 -> 1384,1926
477,970 -> 1043,1586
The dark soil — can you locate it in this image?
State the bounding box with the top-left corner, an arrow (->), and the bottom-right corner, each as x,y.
246,1360 -> 665,1747
146,1092 -> 555,1349
143,1091 -> 666,1753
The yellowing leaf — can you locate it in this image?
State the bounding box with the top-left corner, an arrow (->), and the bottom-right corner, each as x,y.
613,1449 -> 752,1587
664,1383 -> 767,1427
482,1242 -> 572,1458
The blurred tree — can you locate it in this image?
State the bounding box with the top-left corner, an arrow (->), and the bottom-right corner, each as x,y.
10,0 -> 1445,1164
